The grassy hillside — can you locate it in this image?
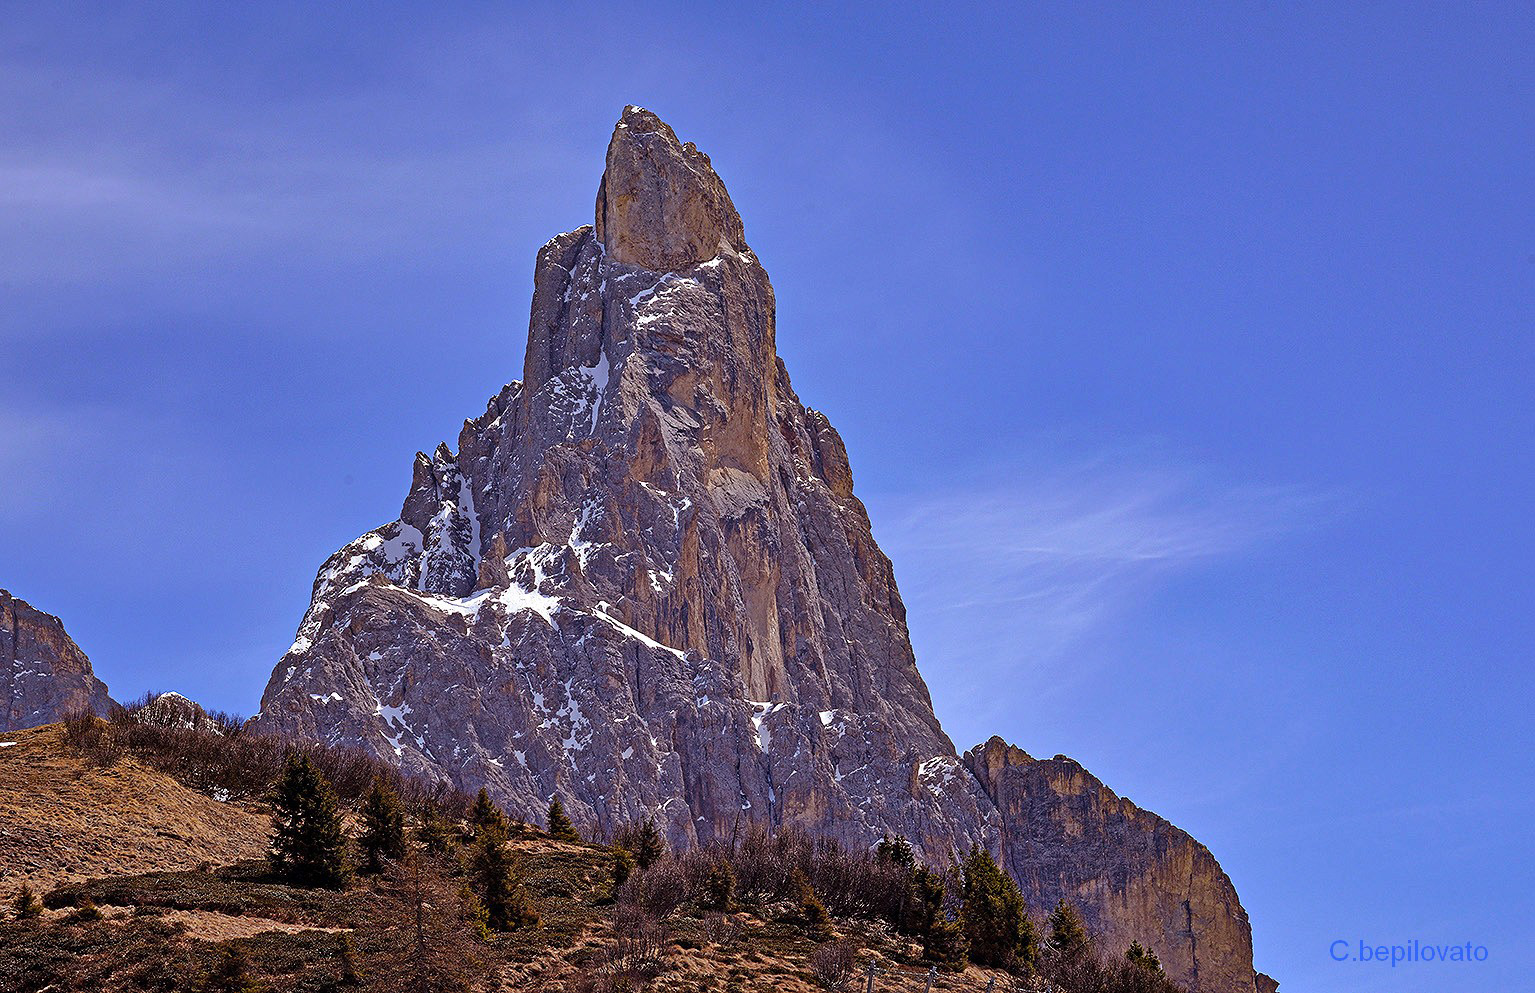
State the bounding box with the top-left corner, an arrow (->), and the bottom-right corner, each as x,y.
1,713 -> 1187,993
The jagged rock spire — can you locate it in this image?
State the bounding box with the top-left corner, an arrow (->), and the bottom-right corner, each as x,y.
595,106 -> 747,270
256,106 -> 1267,993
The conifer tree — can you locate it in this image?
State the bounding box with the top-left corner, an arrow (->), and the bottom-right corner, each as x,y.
338,932 -> 361,985
416,799 -> 456,855
876,834 -> 916,872
903,867 -> 966,967
469,788 -> 507,838
358,777 -> 407,874
546,796 -> 579,842
960,847 -> 1037,971
469,829 -> 538,931
633,817 -> 665,869
199,943 -> 259,993
610,846 -> 635,889
269,752 -> 347,888
1047,898 -> 1091,961
700,859 -> 736,911
791,868 -> 832,936
1127,940 -> 1164,974
12,882 -> 42,921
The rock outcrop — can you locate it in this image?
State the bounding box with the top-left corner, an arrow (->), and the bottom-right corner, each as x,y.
133,691 -> 224,734
1,589 -> 113,733
965,738 -> 1259,993
254,106 -> 1268,992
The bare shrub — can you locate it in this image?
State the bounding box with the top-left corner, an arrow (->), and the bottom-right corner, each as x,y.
1032,943 -> 1189,993
57,698 -> 469,820
809,940 -> 858,991
567,904 -> 669,992
699,910 -> 743,947
617,857 -> 690,919
723,824 -> 911,922
730,823 -> 812,904
610,904 -> 668,972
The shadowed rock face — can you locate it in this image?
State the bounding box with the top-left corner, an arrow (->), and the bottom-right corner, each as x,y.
255,105 -> 995,859
965,738 -> 1260,993
254,106 -> 1268,992
1,590 -> 113,732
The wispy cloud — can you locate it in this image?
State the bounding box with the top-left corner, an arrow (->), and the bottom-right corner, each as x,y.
869,458 -> 1334,731
0,54 -> 590,298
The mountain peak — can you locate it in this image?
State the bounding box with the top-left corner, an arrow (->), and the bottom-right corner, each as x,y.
256,112 -> 1266,993
1,589 -> 114,732
595,106 -> 746,270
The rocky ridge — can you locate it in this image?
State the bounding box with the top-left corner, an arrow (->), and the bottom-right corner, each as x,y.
1,589 -> 113,733
964,738 -> 1267,993
253,107 -> 1271,992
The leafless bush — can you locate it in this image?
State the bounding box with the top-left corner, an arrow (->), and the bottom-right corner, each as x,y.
699,910 -> 744,946
723,824 -> 911,921
566,904 -> 669,993
57,701 -> 469,819
1034,947 -> 1190,993
610,904 -> 668,972
617,856 -> 690,919
729,823 -> 812,903
809,940 -> 858,990
567,970 -> 644,993
807,836 -> 910,918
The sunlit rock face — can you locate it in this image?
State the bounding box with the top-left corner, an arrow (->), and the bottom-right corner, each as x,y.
1,589 -> 113,732
254,106 -> 993,857
965,738 -> 1263,993
254,106 -> 1267,993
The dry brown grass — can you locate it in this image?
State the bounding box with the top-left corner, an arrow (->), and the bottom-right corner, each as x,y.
0,724 -> 269,906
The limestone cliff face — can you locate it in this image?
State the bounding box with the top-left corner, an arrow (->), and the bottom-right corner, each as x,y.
254,107 -> 1268,992
254,106 -> 995,858
1,590 -> 113,732
965,738 -> 1259,993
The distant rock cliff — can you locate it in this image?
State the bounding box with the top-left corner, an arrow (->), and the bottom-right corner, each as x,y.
965,738 -> 1261,993
254,107 -> 1269,992
1,589 -> 113,733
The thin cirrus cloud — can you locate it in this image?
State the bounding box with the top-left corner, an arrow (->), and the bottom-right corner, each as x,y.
869,459 -> 1333,729
0,58 -> 587,299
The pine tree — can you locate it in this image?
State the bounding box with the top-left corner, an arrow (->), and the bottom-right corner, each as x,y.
1126,940 -> 1164,974
199,943 -> 259,993
903,866 -> 943,936
1047,898 -> 1091,961
416,799 -> 456,855
269,752 -> 347,888
12,882 -> 42,921
876,834 -> 916,872
903,867 -> 966,968
358,778 -> 407,874
926,918 -> 969,970
469,830 -> 538,931
700,859 -> 736,911
959,847 -> 1037,971
469,788 -> 507,838
633,817 -> 665,869
546,796 -> 579,842
610,846 -> 635,889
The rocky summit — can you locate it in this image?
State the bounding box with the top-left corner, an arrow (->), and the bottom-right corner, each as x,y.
1,589 -> 113,733
253,107 -> 1270,992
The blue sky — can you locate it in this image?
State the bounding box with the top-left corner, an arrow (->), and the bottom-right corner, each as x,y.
2,4 -> 1530,989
